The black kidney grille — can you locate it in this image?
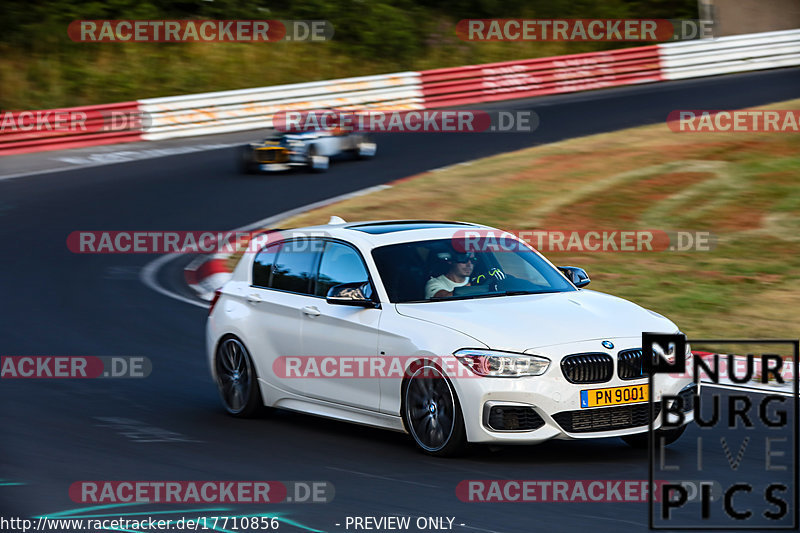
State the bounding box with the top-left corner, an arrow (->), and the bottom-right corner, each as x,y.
561,353 -> 613,383
486,406 -> 545,431
552,403 -> 661,433
618,348 -> 646,380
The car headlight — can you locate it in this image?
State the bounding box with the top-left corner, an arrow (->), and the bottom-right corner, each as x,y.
454,349 -> 550,377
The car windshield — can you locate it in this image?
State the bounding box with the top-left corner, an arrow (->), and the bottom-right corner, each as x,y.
371,237 -> 575,303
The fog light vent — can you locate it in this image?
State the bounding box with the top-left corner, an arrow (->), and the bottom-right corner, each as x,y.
485,405 -> 544,431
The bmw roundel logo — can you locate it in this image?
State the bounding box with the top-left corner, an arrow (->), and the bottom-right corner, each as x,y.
602,340 -> 614,349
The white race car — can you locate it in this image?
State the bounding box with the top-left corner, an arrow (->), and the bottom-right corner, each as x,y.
206,219 -> 695,456
239,129 -> 376,173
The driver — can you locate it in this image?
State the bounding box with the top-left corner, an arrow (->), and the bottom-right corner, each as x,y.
425,251 -> 475,299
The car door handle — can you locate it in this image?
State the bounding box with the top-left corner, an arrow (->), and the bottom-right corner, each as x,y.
246,293 -> 264,304
302,306 -> 321,317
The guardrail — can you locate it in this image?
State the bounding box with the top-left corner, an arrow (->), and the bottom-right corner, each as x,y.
660,28 -> 800,79
0,102 -> 142,156
418,29 -> 800,107
2,29 -> 798,155
419,46 -> 663,108
140,72 -> 423,141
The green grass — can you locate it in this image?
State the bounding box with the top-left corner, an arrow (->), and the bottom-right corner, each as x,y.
0,35 -> 617,110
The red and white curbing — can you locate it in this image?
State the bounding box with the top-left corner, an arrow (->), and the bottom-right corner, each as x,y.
183,254 -> 234,301
182,232 -> 258,300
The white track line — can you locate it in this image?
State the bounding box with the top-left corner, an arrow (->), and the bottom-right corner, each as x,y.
140,253 -> 208,309
0,142 -> 243,182
139,184 -> 391,306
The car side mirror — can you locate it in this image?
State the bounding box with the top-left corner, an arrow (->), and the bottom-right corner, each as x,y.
558,266 -> 590,288
326,281 -> 379,308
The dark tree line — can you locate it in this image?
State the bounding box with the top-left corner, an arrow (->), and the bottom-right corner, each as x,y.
1,0 -> 698,60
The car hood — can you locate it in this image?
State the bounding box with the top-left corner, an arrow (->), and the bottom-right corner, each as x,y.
394,289 -> 676,352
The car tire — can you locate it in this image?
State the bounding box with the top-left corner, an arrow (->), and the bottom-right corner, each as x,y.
239,146 -> 257,174
402,362 -> 467,457
622,423 -> 687,448
214,336 -> 264,418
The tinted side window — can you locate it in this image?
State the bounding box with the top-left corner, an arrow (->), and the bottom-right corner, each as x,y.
316,242 -> 369,297
252,244 -> 280,288
271,240 -> 321,295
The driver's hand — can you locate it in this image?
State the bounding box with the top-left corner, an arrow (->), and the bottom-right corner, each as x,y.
488,268 -> 505,281
473,268 -> 505,285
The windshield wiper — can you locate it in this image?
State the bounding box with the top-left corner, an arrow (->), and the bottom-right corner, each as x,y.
500,290 -> 537,296
397,290 -> 560,304
500,290 -> 564,296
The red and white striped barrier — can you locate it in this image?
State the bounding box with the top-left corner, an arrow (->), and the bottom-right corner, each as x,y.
184,255 -> 233,301
140,72 -> 423,141
0,101 -> 143,156
419,46 -> 663,108
2,29 -> 798,156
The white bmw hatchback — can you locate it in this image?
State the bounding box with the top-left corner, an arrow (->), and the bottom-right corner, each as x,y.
207,219 -> 695,456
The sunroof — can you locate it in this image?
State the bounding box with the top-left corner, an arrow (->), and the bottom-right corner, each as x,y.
347,221 -> 476,234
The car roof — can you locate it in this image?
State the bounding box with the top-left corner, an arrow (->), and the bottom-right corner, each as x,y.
346,220 -> 478,234
273,219 -> 495,249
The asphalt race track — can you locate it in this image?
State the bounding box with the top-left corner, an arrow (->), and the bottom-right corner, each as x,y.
1,69 -> 798,532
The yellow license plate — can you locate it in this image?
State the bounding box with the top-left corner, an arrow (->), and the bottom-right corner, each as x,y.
580,384 -> 649,408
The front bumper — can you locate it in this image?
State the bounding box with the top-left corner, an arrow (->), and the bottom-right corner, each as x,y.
258,163 -> 292,172
255,160 -> 312,172
252,147 -> 304,171
451,339 -> 696,444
